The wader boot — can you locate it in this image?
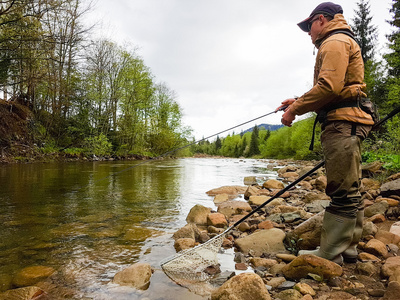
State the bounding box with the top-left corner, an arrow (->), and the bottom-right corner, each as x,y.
298,211 -> 356,265
342,209 -> 364,263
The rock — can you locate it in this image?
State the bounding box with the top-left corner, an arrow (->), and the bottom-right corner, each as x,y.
362,221 -> 378,237
263,179 -> 284,190
207,213 -> 228,228
314,175 -> 327,191
274,289 -> 303,300
235,228 -> 287,256
235,263 -> 247,270
244,176 -> 257,185
186,204 -> 212,226
12,266 -> 56,287
314,291 -> 359,299
265,276 -> 286,288
302,191 -> 331,203
367,214 -> 386,223
0,286 -> 45,300
210,272 -> 271,300
112,263 -> 153,290
389,267 -> 400,284
244,186 -> 261,199
172,223 -> 202,241
282,171 -> 299,179
390,221 -> 400,238
358,252 -> 380,262
214,194 -> 230,204
294,282 -> 316,296
376,197 -> 400,207
364,201 -> 389,218
249,195 -> 271,206
362,161 -> 383,176
288,211 -> 324,250
356,261 -> 378,276
206,185 -> 247,196
0,274 -> 12,293
238,222 -> 251,232
250,257 -> 278,268
258,220 -> 274,230
364,239 -> 388,257
298,181 -> 313,190
361,178 -> 381,192
305,200 -> 330,213
276,253 -> 297,262
282,255 -> 342,280
375,230 -> 400,246
217,200 -> 252,218
382,256 -> 400,277
380,178 -> 400,197
174,238 -> 196,252
381,281 -> 400,300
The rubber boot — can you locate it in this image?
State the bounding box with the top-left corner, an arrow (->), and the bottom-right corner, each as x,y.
342,209 -> 364,263
298,211 -> 356,265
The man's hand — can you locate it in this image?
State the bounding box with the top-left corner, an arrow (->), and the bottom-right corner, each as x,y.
276,98 -> 296,127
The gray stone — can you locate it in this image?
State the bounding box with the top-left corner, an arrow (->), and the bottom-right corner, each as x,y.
380,178 -> 400,197
364,201 -> 389,218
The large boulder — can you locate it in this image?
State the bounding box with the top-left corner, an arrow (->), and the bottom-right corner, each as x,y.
186,204 -> 211,226
380,178 -> 400,197
211,272 -> 271,300
112,263 -> 153,290
217,201 -> 252,218
235,228 -> 287,256
12,266 -> 55,287
282,254 -> 342,280
172,223 -> 202,241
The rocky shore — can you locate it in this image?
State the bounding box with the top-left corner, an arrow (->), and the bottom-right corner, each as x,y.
2,159 -> 400,300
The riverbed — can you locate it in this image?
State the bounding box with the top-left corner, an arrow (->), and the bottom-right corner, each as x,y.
0,158 -> 280,299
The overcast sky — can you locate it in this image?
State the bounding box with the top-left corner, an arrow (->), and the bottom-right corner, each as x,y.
84,0 -> 392,140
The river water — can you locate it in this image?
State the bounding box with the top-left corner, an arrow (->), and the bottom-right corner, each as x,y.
0,158 -> 279,299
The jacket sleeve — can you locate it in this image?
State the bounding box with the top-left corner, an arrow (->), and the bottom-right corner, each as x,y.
290,37 -> 351,116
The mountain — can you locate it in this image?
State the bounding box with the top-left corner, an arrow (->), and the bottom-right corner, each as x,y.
242,123 -> 283,134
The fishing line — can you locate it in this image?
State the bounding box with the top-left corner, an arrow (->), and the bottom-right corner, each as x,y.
81,107 -> 287,189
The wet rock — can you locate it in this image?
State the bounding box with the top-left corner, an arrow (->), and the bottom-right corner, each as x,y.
206,185 -> 247,196
186,204 -> 212,226
244,176 -> 258,186
214,194 -> 230,204
174,238 -> 196,252
244,186 -> 261,199
12,266 -> 56,287
235,263 -> 247,270
209,271 -> 235,287
112,263 -> 153,290
204,265 -> 221,276
217,200 -> 252,218
235,228 -> 287,256
382,256 -> 400,277
263,179 -> 284,190
381,281 -> 400,300
294,282 -> 316,296
282,255 -> 342,280
172,223 -> 201,241
0,286 -> 45,300
274,288 -> 302,300
211,272 -> 271,300
0,274 -> 12,293
380,178 -> 400,197
207,213 -> 228,228
249,195 -> 270,206
364,201 -> 389,218
234,252 -> 246,263
364,239 -> 388,257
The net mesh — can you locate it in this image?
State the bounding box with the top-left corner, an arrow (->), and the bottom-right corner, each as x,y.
161,230 -> 229,286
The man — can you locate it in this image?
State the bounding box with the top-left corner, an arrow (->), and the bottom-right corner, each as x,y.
277,2 -> 374,264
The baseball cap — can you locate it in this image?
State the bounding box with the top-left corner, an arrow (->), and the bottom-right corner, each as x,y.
297,2 -> 343,32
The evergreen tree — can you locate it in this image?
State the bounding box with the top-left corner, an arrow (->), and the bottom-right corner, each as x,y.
248,125 -> 260,156
215,136 -> 222,153
351,0 -> 377,62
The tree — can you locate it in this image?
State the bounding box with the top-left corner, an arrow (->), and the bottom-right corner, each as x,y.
351,0 -> 377,63
248,125 -> 260,156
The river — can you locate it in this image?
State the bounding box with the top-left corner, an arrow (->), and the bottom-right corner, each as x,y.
0,158 -> 280,299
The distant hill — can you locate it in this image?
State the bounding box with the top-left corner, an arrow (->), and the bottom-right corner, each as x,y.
242,123 -> 283,134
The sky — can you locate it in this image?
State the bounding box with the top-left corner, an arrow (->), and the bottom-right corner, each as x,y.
84,0 -> 393,140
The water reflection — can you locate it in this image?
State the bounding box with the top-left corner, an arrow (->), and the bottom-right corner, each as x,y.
0,158 -> 276,299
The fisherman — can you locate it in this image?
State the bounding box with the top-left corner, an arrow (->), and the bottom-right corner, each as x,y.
276,2 -> 374,264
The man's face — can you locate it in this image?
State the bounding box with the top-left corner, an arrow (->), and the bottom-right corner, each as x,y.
308,15 -> 323,45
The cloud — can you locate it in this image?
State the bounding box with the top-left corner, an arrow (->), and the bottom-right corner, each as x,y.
85,0 -> 392,139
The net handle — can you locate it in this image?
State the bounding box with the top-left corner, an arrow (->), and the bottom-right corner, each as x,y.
232,160 -> 325,228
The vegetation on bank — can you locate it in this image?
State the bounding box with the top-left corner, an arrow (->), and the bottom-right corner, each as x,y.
0,0 -> 399,171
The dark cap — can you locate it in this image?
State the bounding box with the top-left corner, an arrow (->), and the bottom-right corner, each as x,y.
297,2 -> 343,32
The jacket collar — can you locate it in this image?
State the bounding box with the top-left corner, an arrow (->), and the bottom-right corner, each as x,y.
314,14 -> 353,48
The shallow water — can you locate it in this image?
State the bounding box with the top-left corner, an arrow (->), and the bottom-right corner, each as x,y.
0,158 -> 278,299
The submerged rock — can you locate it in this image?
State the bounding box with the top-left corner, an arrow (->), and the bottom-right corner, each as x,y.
112,263 -> 153,290
0,286 -> 45,300
12,266 -> 55,288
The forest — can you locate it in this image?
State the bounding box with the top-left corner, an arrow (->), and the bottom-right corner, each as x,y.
0,0 -> 399,171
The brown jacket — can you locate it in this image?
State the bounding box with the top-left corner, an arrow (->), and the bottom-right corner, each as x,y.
290,14 -> 374,125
